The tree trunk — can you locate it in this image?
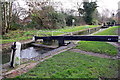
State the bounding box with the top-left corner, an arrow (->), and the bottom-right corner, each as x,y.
0,2 -> 2,35
4,2 -> 8,33
2,2 -> 6,35
8,2 -> 13,31
2,2 -> 13,34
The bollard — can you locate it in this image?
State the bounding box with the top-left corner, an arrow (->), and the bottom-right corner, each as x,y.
32,36 -> 36,42
10,42 -> 21,68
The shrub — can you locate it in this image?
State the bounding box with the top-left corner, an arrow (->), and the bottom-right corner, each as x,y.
31,6 -> 66,30
10,23 -> 22,30
47,12 -> 66,28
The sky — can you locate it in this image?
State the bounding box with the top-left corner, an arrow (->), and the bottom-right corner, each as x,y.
17,0 -> 120,12
97,0 -> 120,13
52,0 -> 120,13
16,0 -> 120,18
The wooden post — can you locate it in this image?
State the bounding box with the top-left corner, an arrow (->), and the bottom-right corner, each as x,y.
43,39 -> 52,45
58,39 -> 65,47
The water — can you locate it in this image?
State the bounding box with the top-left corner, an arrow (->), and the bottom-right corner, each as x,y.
72,27 -> 101,35
2,53 -> 10,64
21,47 -> 51,59
2,47 -> 52,64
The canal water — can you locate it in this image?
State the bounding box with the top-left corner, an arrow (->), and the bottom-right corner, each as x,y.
2,46 -> 52,64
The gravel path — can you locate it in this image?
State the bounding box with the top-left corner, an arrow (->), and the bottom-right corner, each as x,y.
69,49 -> 118,59
89,28 -> 108,35
107,42 -> 120,48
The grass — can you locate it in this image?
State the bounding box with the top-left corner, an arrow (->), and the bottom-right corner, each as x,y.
75,26 -> 119,56
1,37 -> 31,44
75,41 -> 118,56
94,26 -> 120,35
53,25 -> 97,33
34,25 -> 98,36
1,25 -> 98,44
16,51 -> 118,78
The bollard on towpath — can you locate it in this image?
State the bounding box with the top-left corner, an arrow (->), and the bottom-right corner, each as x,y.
10,42 -> 21,68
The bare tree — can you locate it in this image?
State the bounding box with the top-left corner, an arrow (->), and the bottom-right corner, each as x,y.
2,2 -> 8,34
0,2 -> 2,35
101,9 -> 110,23
12,2 -> 28,23
7,1 -> 13,32
1,1 -> 13,34
25,0 -> 64,29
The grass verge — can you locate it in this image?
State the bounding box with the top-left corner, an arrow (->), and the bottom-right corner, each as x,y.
75,41 -> 118,56
1,25 -> 98,44
16,51 -> 118,78
75,26 -> 119,56
94,26 -> 119,35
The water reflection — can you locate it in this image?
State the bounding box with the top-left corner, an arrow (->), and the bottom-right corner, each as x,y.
2,47 -> 52,64
2,53 -> 10,64
21,47 -> 52,59
21,47 -> 39,59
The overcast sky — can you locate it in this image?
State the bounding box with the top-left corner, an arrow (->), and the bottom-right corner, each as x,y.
52,0 -> 120,13
16,0 -> 120,18
18,0 -> 120,12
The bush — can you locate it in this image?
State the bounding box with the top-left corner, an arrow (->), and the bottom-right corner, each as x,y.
65,15 -> 75,26
31,6 -> 66,29
10,23 -> 22,30
47,12 -> 66,28
24,21 -> 36,29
